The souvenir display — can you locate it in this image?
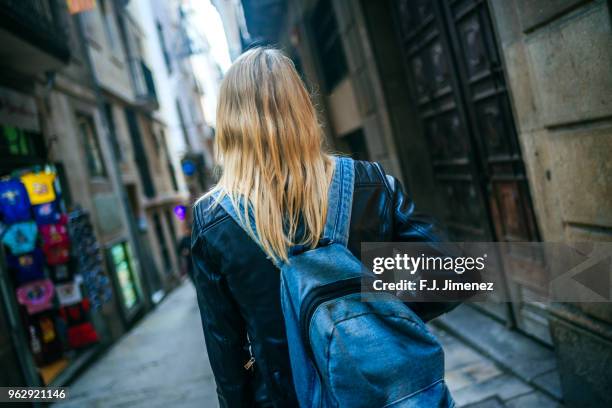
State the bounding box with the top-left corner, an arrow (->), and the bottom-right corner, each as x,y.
1,221 -> 37,255
49,260 -> 75,283
7,248 -> 45,284
20,172 -> 56,205
69,210 -> 112,309
0,178 -> 31,223
33,201 -> 61,225
26,311 -> 63,366
58,299 -> 99,349
42,241 -> 70,265
55,281 -> 83,306
66,322 -> 99,349
39,215 -> 69,246
2,167 -> 105,384
16,279 -> 55,315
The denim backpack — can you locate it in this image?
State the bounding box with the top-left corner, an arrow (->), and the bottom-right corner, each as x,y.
217,156 -> 454,407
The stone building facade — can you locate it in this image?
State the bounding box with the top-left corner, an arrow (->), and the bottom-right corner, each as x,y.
81,0 -> 185,300
0,0 -> 147,386
0,0 -> 196,387
129,0 -> 217,207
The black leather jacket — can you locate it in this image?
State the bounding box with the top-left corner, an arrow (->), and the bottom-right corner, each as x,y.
191,160 -> 455,408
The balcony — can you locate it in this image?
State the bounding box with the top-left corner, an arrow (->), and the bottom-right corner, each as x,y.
0,0 -> 70,75
130,59 -> 159,111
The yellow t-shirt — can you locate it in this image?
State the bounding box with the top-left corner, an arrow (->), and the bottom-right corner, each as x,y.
20,172 -> 56,205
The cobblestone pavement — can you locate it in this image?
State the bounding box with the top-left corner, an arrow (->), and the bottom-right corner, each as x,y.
54,282 -> 560,408
54,282 -> 218,408
432,327 -> 561,407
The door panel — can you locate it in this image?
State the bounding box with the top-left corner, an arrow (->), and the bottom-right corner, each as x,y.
392,0 -> 546,341
442,0 -> 546,342
395,0 -> 492,243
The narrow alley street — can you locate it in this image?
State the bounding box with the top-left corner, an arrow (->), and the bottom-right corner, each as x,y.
53,282 -> 560,408
54,283 -> 217,408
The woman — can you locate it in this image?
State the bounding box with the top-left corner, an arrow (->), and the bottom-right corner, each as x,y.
192,47 -> 454,408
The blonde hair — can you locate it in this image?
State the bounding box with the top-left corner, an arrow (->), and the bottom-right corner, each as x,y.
204,47 -> 334,263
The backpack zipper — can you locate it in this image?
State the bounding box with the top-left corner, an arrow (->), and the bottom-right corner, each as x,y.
243,356 -> 255,371
299,277 -> 363,353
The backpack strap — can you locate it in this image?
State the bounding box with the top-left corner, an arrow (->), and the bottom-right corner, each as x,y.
213,156 -> 355,263
321,156 -> 354,247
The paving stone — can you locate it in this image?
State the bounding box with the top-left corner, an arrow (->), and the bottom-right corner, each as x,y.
446,361 -> 503,393
433,327 -> 486,371
452,374 -> 532,407
532,369 -> 563,401
463,396 -> 506,408
505,390 -> 563,408
434,305 -> 557,381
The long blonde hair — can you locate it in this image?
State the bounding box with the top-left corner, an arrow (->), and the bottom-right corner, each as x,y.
204,47 -> 334,263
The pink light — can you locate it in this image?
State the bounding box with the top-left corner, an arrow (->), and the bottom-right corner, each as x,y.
174,205 -> 186,221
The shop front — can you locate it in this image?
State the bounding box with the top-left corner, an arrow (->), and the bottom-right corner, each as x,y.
0,86 -> 115,386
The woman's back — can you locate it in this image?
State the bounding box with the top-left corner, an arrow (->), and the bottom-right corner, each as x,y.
192,159 -> 450,407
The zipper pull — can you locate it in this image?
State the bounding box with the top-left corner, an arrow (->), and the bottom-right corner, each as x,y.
244,357 -> 255,371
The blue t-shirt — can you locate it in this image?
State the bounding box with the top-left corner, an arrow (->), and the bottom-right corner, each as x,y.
7,248 -> 45,284
33,201 -> 61,225
2,221 -> 38,255
0,179 -> 31,223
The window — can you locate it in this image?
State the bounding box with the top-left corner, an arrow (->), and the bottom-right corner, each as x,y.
108,241 -> 140,311
159,130 -> 179,191
152,130 -> 161,153
175,99 -> 191,149
344,128 -> 369,161
165,209 -> 178,247
125,108 -> 156,197
167,158 -> 179,192
311,0 -> 348,91
1,125 -> 32,157
156,21 -> 172,73
100,0 -> 119,52
54,162 -> 73,207
76,113 -> 107,178
153,213 -> 172,273
103,103 -> 123,162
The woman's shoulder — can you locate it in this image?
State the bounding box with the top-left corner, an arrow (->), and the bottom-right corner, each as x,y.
351,159 -> 389,187
192,193 -> 230,234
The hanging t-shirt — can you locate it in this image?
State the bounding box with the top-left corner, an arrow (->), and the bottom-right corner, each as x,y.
55,281 -> 82,306
33,201 -> 61,225
39,217 -> 69,246
49,260 -> 75,283
58,298 -> 98,348
0,179 -> 31,223
16,279 -> 55,315
67,321 -> 99,349
1,221 -> 38,255
7,248 -> 45,284
43,242 -> 70,265
20,172 -> 56,205
26,310 -> 63,366
39,215 -> 70,265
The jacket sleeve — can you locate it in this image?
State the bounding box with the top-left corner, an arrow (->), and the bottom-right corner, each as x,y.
191,217 -> 254,408
382,171 -> 460,322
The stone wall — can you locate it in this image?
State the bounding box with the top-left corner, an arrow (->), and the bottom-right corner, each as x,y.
489,0 -> 612,243
489,0 -> 612,405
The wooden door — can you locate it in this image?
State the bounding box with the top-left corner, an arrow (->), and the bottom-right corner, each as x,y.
391,0 -> 547,341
